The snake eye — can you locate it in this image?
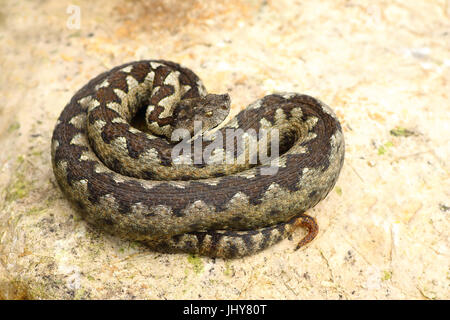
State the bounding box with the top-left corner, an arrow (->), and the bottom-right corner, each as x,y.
221,104 -> 228,110
205,111 -> 213,117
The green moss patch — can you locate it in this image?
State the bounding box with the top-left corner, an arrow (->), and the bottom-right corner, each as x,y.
187,254 -> 204,274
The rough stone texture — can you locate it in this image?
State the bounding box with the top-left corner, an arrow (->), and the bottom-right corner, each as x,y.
0,0 -> 448,299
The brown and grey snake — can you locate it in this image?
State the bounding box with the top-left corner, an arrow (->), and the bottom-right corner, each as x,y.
51,60 -> 345,258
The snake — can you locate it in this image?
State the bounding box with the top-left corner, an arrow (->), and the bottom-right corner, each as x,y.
51,60 -> 345,258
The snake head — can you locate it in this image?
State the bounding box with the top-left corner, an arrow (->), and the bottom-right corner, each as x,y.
171,93 -> 231,141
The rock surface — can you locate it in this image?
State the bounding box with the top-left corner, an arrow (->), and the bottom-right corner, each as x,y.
0,0 -> 448,299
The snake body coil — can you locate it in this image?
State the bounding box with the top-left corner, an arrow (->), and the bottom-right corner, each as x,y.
51,60 -> 345,258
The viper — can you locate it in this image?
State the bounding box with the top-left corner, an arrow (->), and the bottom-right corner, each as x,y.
51,60 -> 345,258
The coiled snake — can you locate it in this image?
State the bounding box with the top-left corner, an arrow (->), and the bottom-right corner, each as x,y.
51,60 -> 345,258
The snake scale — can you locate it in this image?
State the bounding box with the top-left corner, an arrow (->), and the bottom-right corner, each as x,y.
51,60 -> 345,258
